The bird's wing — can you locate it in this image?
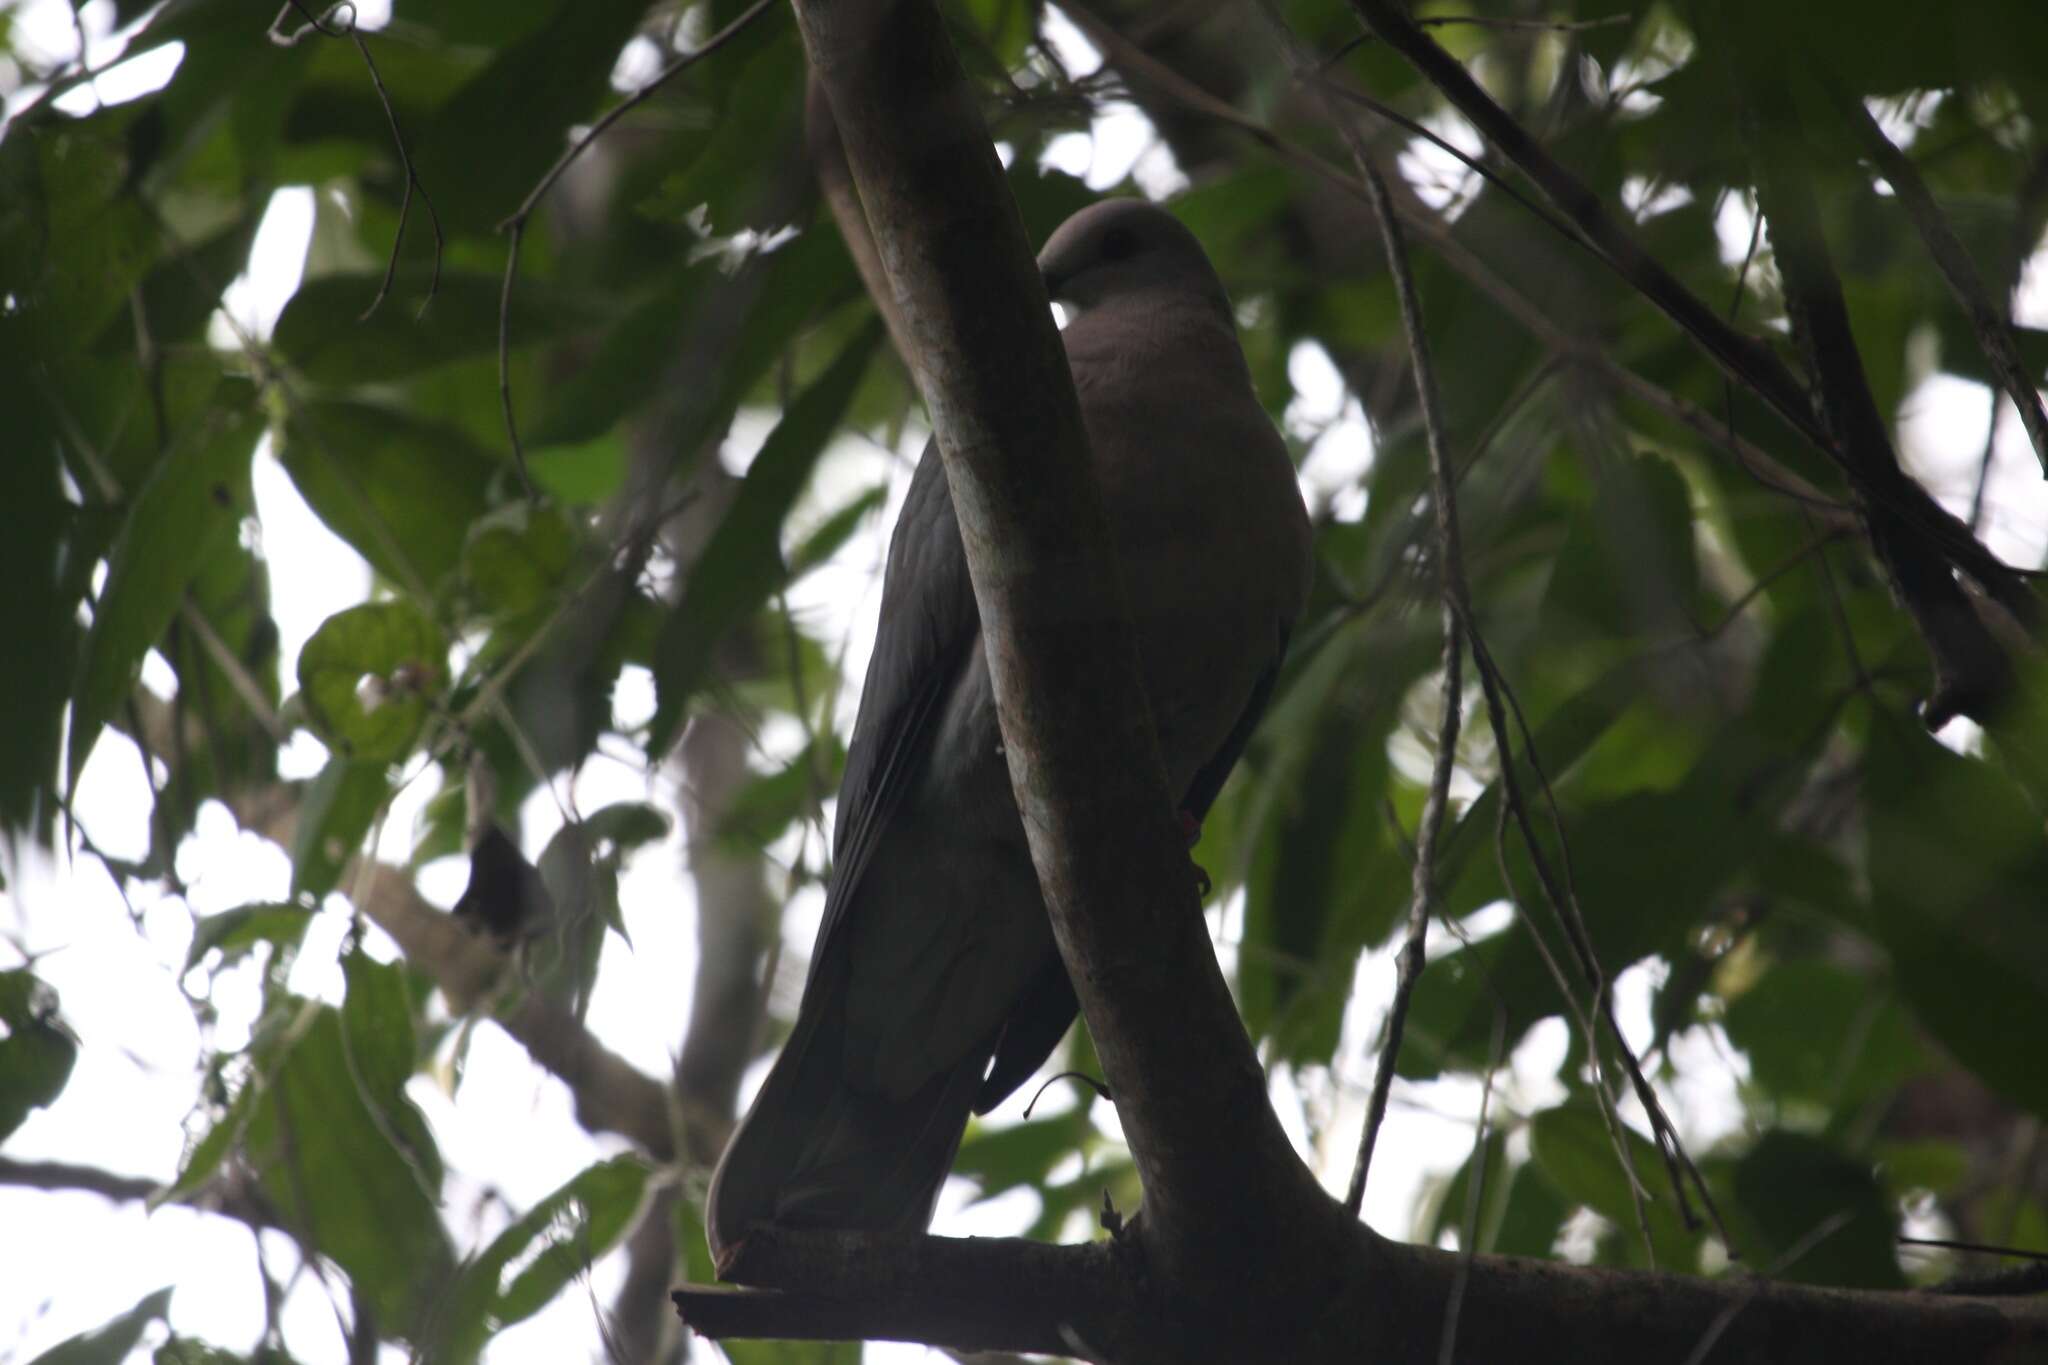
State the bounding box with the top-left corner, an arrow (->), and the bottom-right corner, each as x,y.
805,437 -> 979,991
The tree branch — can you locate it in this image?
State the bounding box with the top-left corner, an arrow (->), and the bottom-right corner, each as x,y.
787,0 -> 1341,1292
351,861 -> 676,1162
1726,29 -> 2014,728
1341,0 -> 2038,661
1828,80 -> 2048,480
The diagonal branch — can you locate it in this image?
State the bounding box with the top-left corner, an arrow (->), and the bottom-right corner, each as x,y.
1729,34 -> 2014,728
1340,0 -> 2038,662
1828,81 -> 2048,479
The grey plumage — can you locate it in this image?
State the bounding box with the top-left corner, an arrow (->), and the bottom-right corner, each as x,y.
705,199 -> 1313,1258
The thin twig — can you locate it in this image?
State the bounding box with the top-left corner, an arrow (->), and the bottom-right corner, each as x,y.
1681,1211 -> 1854,1365
1252,0 -> 1468,1218
269,2 -> 443,321
1438,1001 -> 1507,1365
1899,1236 -> 2048,1263
493,0 -> 781,496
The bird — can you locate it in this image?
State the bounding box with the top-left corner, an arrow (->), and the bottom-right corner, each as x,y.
705,198 -> 1313,1259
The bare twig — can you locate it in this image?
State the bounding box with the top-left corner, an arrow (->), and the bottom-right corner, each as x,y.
268,2 -> 443,321
1681,1211 -> 1855,1365
493,0 -> 781,496
1252,0 -> 1468,1216
1439,1002 -> 1507,1365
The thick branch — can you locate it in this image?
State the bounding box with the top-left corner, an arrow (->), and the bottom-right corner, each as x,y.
788,0 -> 1338,1287
678,1229 -> 1140,1358
674,1226 -> 2048,1364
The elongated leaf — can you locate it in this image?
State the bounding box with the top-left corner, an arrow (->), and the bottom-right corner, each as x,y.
26,1287 -> 173,1365
278,401 -> 498,591
244,1000 -> 452,1331
68,401 -> 262,798
425,1155 -> 651,1362
291,756 -> 393,901
0,969 -> 77,1142
650,318 -> 882,751
274,269 -> 605,385
1861,713 -> 2048,1118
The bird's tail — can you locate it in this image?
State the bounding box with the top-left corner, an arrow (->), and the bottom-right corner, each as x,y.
705,974 -> 995,1264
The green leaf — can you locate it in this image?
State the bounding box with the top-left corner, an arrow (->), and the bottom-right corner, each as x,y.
786,483 -> 886,579
425,1155 -> 652,1362
0,969 -> 78,1142
580,800 -> 672,854
1528,1103 -> 1699,1269
953,1110 -> 1091,1203
0,121 -> 159,355
1724,1130 -> 1904,1288
1541,452 -> 1699,647
184,903 -> 315,973
413,0 -> 675,236
1721,960 -> 1928,1118
278,401 -> 499,591
26,1287 -> 173,1365
273,269 -> 605,385
297,601 -> 447,762
715,741 -> 839,849
67,400 -> 262,798
460,499 -> 580,619
244,1001 -> 452,1331
290,756 -> 393,901
650,318 -> 883,750
341,947 -> 420,1099
1860,712 -> 2048,1118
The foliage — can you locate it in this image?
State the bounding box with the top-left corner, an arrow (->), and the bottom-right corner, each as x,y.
2,0 -> 2046,1359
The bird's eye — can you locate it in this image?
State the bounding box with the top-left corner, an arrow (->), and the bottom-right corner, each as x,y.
1099,225 -> 1140,261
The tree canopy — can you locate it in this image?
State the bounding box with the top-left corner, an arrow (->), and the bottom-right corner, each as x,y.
3,0 -> 2047,1360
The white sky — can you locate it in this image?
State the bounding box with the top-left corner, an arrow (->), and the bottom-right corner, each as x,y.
4,3 -> 2046,1361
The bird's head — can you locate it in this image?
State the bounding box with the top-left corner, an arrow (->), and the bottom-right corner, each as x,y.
1038,199 -> 1231,317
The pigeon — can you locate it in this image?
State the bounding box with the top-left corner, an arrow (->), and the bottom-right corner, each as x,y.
706,198 -> 1313,1257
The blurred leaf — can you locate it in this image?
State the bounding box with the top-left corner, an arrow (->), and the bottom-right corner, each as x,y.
1722,960 -> 1928,1119
0,969 -> 78,1142
1529,1103 -> 1699,1269
184,903 -> 314,973
426,1155 -> 652,1362
67,400 -> 262,798
290,756 -> 392,901
461,499 -> 580,618
650,318 -> 883,750
1724,1130 -> 1904,1288
25,1286 -> 172,1365
1861,712 -> 2048,1118
278,401 -> 499,590
274,269 -> 605,385
297,601 -> 446,762
244,1001 -> 453,1331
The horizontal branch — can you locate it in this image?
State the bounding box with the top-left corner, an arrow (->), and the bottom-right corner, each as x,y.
677,1230 -> 1138,1359
676,1226 -> 2048,1364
